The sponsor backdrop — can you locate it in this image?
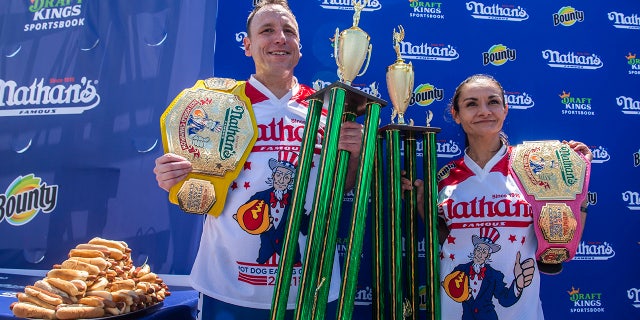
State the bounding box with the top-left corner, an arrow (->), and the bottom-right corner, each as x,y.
1,0 -> 639,319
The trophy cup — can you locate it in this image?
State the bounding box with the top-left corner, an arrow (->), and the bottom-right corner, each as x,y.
270,1 -> 387,319
374,26 -> 442,320
334,0 -> 372,85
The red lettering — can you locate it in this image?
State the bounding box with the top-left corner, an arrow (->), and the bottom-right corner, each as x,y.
443,197 -> 531,219
256,118 -> 324,144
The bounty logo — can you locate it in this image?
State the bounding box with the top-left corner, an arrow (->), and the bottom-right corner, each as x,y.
628,287 -> 640,308
567,287 -> 604,313
608,11 -> 640,30
408,1 -> 444,20
482,44 -> 516,66
541,49 -> 603,69
504,91 -> 534,110
591,146 -> 610,164
553,6 -> 584,27
0,77 -> 100,117
634,149 -> 640,167
465,2 -> 529,21
1,174 -> 58,226
25,0 -> 85,32
616,95 -> 640,115
622,190 -> 640,210
559,91 -> 594,116
410,83 -> 444,106
320,0 -> 382,11
400,40 -> 459,61
573,241 -> 615,261
437,140 -> 462,158
627,52 -> 640,75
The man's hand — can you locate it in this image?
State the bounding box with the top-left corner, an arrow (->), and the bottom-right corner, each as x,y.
339,121 -> 364,191
153,153 -> 193,192
513,251 -> 535,295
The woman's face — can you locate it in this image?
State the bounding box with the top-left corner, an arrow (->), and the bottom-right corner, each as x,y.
452,79 -> 508,140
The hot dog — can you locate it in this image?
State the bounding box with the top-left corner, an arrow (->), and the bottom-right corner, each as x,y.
110,278 -> 136,291
24,285 -> 64,306
61,258 -> 102,275
10,301 -> 57,319
78,296 -> 105,308
88,276 -> 109,291
88,237 -> 128,253
68,248 -> 106,259
55,303 -> 105,319
76,243 -> 125,260
46,277 -> 81,297
33,279 -> 75,304
16,292 -> 57,310
46,268 -> 89,282
68,256 -> 111,271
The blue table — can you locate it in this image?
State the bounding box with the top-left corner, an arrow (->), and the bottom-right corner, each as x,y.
0,273 -> 198,319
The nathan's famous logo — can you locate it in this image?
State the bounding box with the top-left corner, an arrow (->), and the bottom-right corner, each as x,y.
219,105 -> 245,160
608,11 -> 640,30
483,44 -> 516,66
408,1 -> 444,19
504,91 -> 534,110
26,0 -> 85,32
567,287 -> 605,313
622,190 -> 640,210
235,32 -> 247,51
573,241 -> 615,261
354,286 -> 373,306
410,83 -> 443,106
465,1 -> 529,21
553,6 -> 584,27
399,40 -> 459,61
312,79 -> 381,98
628,287 -> 640,309
0,77 -> 100,117
554,145 -> 579,186
437,140 -> 462,158
320,0 -> 382,11
542,49 -> 603,69
559,90 -> 594,116
627,52 -> 640,75
1,174 -> 58,226
590,146 -> 610,164
616,95 -> 640,115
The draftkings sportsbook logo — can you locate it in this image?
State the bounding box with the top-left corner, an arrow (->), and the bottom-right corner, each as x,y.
627,52 -> 640,75
0,77 -> 101,116
558,90 -> 594,116
465,2 -> 529,21
1,174 -> 58,226
567,287 -> 605,313
25,0 -> 85,32
408,1 -> 445,20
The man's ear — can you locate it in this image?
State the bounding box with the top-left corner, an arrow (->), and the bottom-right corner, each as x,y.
243,37 -> 251,57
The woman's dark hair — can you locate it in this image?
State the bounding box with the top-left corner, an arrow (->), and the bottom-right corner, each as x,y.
448,74 -> 509,147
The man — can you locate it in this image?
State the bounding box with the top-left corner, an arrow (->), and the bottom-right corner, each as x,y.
153,1 -> 363,318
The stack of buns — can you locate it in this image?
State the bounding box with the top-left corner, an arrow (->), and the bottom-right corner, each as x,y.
10,237 -> 171,319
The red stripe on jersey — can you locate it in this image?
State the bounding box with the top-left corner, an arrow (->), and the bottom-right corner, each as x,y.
293,84 -> 328,117
245,81 -> 269,104
438,158 -> 474,192
490,147 -> 511,176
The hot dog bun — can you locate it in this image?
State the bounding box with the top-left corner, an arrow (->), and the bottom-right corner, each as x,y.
46,268 -> 89,282
61,258 -> 102,275
10,301 -> 57,319
55,304 -> 105,319
68,256 -> 111,271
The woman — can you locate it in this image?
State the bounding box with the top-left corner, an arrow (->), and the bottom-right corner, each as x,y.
405,74 -> 592,319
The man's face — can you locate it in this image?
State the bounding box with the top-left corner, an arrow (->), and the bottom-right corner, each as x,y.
244,4 -> 301,78
272,166 -> 294,191
473,243 -> 491,264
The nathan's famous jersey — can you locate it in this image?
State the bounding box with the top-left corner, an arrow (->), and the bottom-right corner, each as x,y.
189,76 -> 341,309
437,146 -> 544,320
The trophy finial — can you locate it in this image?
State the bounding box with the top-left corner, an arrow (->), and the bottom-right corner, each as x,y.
352,0 -> 367,27
392,25 -> 405,62
425,110 -> 433,127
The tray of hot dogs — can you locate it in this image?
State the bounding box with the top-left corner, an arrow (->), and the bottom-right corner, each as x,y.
9,237 -> 171,319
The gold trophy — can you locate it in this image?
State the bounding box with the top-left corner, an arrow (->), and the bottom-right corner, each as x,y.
386,25 -> 414,125
334,0 -> 372,85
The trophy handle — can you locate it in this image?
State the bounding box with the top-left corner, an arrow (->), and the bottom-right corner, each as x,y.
357,44 -> 372,77
334,28 -> 340,66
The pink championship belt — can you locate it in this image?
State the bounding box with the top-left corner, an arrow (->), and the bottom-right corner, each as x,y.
509,141 -> 591,264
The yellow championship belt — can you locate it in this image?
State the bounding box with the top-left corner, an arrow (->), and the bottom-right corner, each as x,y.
160,78 -> 258,216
